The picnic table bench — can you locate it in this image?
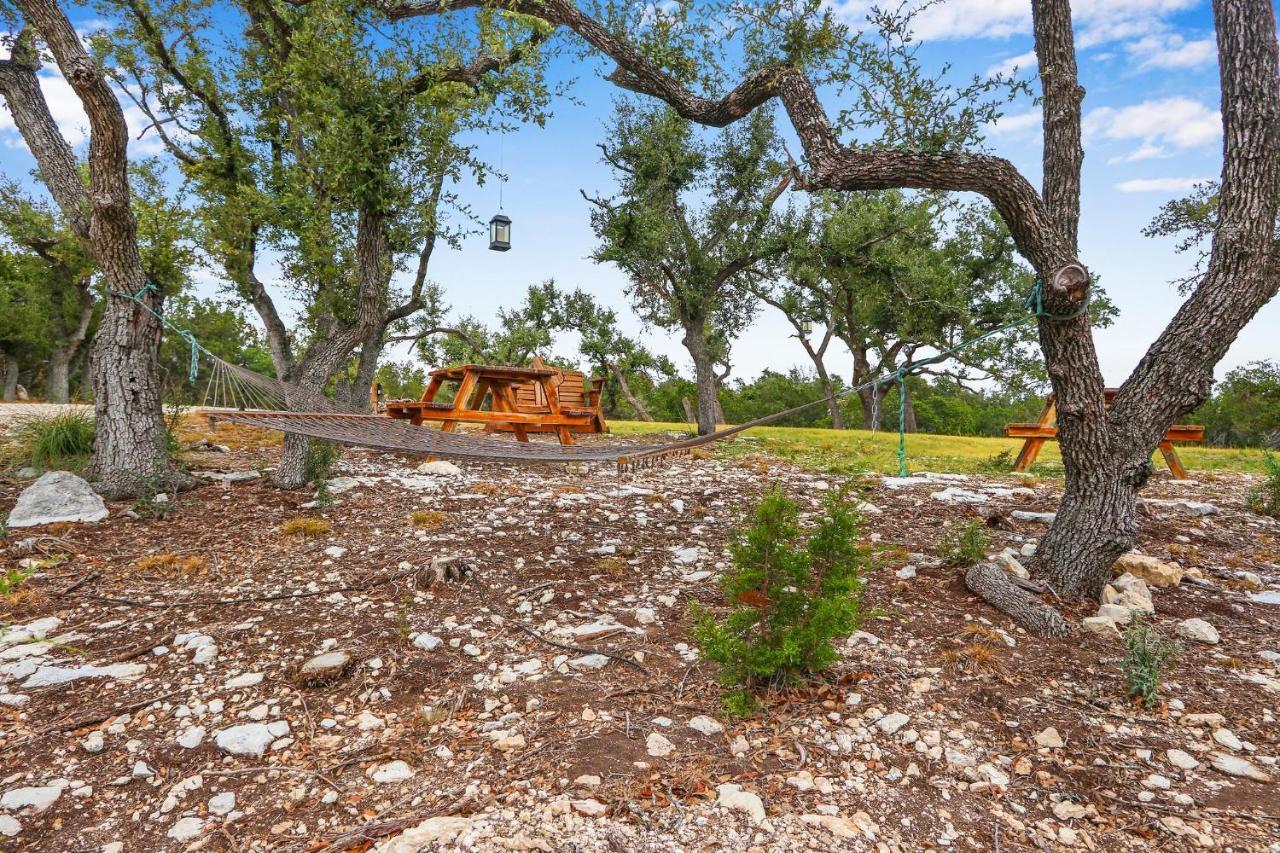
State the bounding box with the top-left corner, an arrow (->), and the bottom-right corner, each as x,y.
1004,389 -> 1204,478
381,360 -> 605,446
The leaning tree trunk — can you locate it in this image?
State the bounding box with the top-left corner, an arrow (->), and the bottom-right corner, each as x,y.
273,208 -> 390,490
815,364 -> 844,429
608,362 -> 653,421
681,321 -> 719,436
46,283 -> 94,404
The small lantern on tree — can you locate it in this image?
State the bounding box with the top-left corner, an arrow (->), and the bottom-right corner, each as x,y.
489,213 -> 511,252
800,319 -> 814,336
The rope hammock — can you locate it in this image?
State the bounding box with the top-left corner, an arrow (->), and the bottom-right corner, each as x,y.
121,275 -> 1078,475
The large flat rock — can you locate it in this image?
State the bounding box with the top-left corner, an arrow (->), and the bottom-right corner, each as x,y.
6,471 -> 107,528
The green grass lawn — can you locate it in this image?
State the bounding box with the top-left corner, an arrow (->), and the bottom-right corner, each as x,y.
609,420 -> 1268,476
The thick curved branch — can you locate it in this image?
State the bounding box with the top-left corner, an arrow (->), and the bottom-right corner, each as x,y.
0,28 -> 90,241
383,0 -> 1084,304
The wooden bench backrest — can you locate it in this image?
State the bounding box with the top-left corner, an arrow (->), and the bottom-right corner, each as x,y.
513,358 -> 592,411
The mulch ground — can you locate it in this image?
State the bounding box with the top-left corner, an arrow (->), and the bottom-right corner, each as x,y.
1,429 -> 1278,852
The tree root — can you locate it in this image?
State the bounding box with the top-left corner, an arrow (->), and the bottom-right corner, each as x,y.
964,563 -> 1070,637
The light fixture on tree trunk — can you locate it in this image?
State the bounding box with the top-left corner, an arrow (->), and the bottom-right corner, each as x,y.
488,213 -> 511,252
800,320 -> 813,336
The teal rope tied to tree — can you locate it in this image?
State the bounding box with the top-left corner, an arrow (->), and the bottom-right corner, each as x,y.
115,281 -> 204,383
888,275 -> 1084,476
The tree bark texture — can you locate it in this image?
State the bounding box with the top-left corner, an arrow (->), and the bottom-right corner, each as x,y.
1,355 -> 17,401
6,0 -> 181,497
681,320 -> 719,435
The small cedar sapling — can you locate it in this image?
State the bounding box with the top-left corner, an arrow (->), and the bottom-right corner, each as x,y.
693,488 -> 876,715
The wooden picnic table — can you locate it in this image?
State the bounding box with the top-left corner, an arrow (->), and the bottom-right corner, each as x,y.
382,363 -> 597,446
1005,389 -> 1204,478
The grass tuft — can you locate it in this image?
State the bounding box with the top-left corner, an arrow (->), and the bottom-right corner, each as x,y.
133,553 -> 206,576
2,411 -> 95,472
938,519 -> 989,567
280,517 -> 331,538
409,510 -> 447,530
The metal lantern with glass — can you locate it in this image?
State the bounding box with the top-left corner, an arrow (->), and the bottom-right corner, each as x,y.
489,213 -> 511,251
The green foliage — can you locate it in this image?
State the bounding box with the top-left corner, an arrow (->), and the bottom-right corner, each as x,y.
303,440 -> 343,506
1193,360 -> 1280,448
127,472 -> 179,519
938,519 -> 988,567
692,489 -> 874,714
1247,452 -> 1280,518
1,411 -> 96,472
1122,617 -> 1180,709
375,361 -> 429,401
0,566 -> 35,599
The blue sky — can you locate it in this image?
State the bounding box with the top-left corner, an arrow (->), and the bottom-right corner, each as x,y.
2,0 -> 1273,391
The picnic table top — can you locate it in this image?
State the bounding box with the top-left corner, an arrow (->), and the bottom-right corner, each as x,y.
428,364 -> 558,381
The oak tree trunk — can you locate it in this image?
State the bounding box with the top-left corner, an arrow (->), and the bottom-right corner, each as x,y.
4,0 -> 183,497
815,365 -> 844,430
608,362 -> 653,421
902,384 -> 917,434
1,354 -> 17,401
681,320 -> 719,435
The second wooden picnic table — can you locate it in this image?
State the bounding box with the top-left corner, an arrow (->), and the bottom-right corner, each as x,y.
382,363 -> 593,446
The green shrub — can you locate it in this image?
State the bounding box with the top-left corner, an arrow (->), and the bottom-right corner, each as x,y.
692,488 -> 874,715
304,440 -> 342,506
2,411 -> 95,472
1247,451 -> 1280,518
1122,616 -> 1179,709
938,518 -> 989,567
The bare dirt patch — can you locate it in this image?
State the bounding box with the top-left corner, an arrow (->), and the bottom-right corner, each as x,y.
1,433 -> 1278,851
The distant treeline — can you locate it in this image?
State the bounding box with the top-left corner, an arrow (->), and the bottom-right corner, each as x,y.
376,359 -> 1280,447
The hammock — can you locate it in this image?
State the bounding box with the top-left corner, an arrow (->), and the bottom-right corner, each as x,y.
142,274 -> 1058,473
197,356 -> 832,471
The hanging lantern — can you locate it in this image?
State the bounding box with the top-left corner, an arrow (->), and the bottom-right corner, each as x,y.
488,213 -> 511,252
800,319 -> 814,336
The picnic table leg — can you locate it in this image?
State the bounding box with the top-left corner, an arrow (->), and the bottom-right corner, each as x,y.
1013,398 -> 1057,473
533,374 -> 575,446
1158,441 -> 1190,480
1013,438 -> 1045,473
492,384 -> 530,443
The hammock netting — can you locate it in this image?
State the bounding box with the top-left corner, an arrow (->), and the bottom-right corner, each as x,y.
197,355 -> 826,471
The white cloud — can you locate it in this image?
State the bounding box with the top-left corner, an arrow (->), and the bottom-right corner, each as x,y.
1116,176 -> 1212,192
0,68 -> 164,157
830,0 -> 1199,45
1084,97 -> 1221,154
1125,33 -> 1217,70
1107,141 -> 1169,163
990,108 -> 1042,135
985,50 -> 1038,79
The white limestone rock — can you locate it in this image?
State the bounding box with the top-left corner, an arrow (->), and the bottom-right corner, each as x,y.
716,783 -> 766,825
1176,618 -> 1219,645
214,724 -> 276,758
6,471 -> 107,528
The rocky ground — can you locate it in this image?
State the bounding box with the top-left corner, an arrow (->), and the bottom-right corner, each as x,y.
1,428 -> 1278,852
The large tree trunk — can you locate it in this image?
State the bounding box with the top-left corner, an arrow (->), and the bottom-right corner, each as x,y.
273,208 -> 390,489
608,362 -> 653,421
681,320 -> 718,435
1,354 -> 18,401
5,0 -> 182,497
